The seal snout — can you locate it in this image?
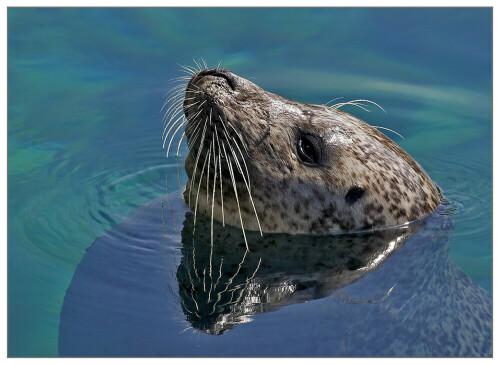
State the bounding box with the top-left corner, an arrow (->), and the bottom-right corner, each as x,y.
193,68 -> 237,91
183,68 -> 238,123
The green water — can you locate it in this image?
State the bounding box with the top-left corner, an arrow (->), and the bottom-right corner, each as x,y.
8,8 -> 492,356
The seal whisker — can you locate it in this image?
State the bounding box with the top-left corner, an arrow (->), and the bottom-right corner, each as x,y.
163,81 -> 188,97
209,250 -> 248,315
162,97 -> 185,126
172,72 -> 192,79
221,140 -> 249,251
197,100 -> 207,110
202,268 -> 206,292
162,85 -> 186,108
349,102 -> 373,112
220,288 -> 239,308
227,121 -> 250,155
185,125 -> 201,149
179,325 -> 193,334
178,96 -> 195,105
166,118 -> 190,157
192,59 -> 201,72
164,109 -> 201,153
214,127 -> 225,226
192,58 -> 203,71
161,91 -> 186,122
175,131 -> 186,157
213,257 -> 224,291
193,143 -> 211,233
218,106 -> 249,155
332,99 -> 386,113
183,287 -> 201,317
165,80 -> 188,93
205,111 -> 213,205
176,63 -> 197,75
183,100 -> 201,110
220,280 -> 250,308
186,123 -> 203,155
201,57 -> 208,69
185,85 -> 202,93
162,95 -> 189,131
171,75 -> 192,82
187,83 -> 202,92
185,111 -> 203,137
209,141 -> 218,292
177,68 -> 196,76
185,256 -> 200,312
223,129 -> 262,235
224,257 -> 262,308
180,301 -> 195,316
188,117 -> 208,207
186,122 -> 206,189
324,96 -> 344,106
217,112 -> 250,162
210,143 -> 218,240
206,136 -> 211,205
161,87 -> 185,113
371,126 -> 405,140
333,101 -> 371,112
182,63 -> 197,73
162,106 -> 195,148
216,60 -> 222,69
191,243 -> 200,279
162,104 -> 184,138
162,113 -> 184,147
229,134 -> 251,190
179,65 -> 196,75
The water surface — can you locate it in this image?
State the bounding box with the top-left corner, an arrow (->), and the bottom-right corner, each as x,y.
8,8 -> 492,356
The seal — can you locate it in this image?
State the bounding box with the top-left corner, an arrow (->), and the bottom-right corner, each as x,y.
163,66 -> 441,237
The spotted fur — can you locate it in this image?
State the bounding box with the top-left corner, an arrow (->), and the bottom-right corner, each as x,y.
182,68 -> 441,234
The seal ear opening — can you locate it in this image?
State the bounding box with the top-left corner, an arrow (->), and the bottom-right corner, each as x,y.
345,185 -> 365,205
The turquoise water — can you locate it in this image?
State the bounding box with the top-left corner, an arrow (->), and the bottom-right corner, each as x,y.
8,8 -> 492,357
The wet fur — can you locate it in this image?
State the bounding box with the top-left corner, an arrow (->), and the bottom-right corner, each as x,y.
164,61 -> 441,237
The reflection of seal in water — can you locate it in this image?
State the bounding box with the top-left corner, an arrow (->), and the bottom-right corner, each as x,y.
59,193 -> 492,356
163,67 -> 441,237
177,209 -> 421,335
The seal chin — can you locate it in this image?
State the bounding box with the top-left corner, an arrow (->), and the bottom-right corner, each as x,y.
185,148 -> 246,186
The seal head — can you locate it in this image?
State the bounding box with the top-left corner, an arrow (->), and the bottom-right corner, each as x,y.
181,68 -> 441,234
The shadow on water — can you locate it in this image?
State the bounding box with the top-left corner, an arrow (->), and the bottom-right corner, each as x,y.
59,191 -> 492,357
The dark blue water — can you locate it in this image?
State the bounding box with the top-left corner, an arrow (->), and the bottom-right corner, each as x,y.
8,8 -> 492,357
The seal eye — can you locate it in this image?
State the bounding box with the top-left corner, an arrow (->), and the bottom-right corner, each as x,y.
297,133 -> 321,165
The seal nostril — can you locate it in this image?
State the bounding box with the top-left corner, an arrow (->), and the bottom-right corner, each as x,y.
198,68 -> 236,91
345,185 -> 365,205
